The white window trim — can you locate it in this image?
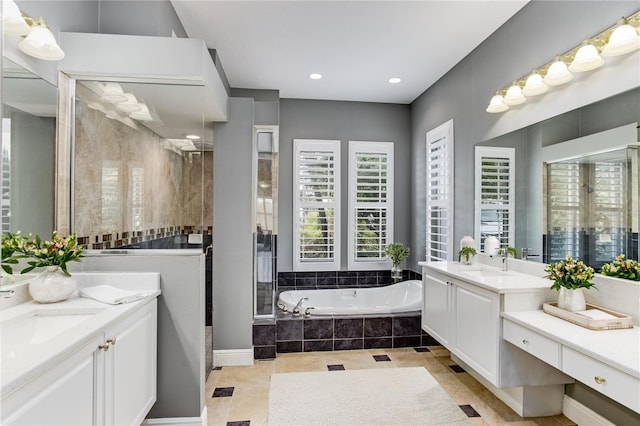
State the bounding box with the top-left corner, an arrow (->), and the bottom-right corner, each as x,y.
474,146 -> 515,251
426,119 -> 454,261
293,139 -> 341,271
347,141 -> 394,271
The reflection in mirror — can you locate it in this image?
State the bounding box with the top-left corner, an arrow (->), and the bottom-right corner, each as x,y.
72,80 -> 212,251
545,138 -> 639,270
1,58 -> 57,238
476,87 -> 640,266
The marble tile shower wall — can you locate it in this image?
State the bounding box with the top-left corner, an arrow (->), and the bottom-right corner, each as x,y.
73,85 -> 213,250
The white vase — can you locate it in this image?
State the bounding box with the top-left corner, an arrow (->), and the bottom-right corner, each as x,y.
557,287 -> 586,312
28,266 -> 76,303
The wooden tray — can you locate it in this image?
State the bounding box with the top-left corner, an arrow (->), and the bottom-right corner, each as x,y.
542,302 -> 634,330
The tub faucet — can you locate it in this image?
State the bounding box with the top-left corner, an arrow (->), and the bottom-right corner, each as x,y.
304,307 -> 315,318
292,297 -> 308,316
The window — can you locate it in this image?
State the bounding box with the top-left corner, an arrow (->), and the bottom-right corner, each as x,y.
426,120 -> 454,261
293,139 -> 340,271
474,147 -> 515,252
348,141 -> 394,270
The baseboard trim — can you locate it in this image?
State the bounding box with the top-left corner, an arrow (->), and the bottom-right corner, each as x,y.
213,348 -> 254,366
563,395 -> 615,426
141,405 -> 207,426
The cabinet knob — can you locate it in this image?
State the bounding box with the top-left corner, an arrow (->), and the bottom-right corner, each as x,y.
107,337 -> 117,346
522,339 -> 529,345
98,342 -> 110,351
594,376 -> 606,385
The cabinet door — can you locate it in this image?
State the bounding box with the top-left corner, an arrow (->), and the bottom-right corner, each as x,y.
104,300 -> 157,426
2,336 -> 102,426
454,283 -> 500,385
422,273 -> 452,347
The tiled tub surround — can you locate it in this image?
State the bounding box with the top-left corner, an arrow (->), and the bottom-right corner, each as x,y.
277,269 -> 422,289
73,84 -> 213,248
253,313 -> 439,359
252,269 -> 426,358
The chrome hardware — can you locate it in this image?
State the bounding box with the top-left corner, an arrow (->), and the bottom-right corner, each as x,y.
277,302 -> 288,313
292,297 -> 308,316
304,307 -> 315,318
0,289 -> 15,298
594,376 -> 606,384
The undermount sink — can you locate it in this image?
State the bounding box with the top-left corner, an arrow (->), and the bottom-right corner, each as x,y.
461,268 -> 511,278
0,308 -> 105,346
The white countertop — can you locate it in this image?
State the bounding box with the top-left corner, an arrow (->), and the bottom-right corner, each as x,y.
0,272 -> 161,397
419,260 -> 552,293
502,310 -> 640,378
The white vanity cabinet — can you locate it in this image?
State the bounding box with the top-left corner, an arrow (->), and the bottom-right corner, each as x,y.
420,261 -> 573,417
1,299 -> 158,426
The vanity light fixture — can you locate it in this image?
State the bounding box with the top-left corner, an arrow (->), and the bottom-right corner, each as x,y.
503,81 -> 526,105
308,73 -> 323,80
569,40 -> 604,72
101,83 -> 128,103
543,57 -> 573,86
18,16 -> 65,61
388,77 -> 402,84
486,92 -> 509,113
602,17 -> 640,56
116,93 -> 142,113
522,72 -> 548,96
2,0 -> 29,35
486,10 -> 639,114
129,103 -> 153,121
185,134 -> 201,140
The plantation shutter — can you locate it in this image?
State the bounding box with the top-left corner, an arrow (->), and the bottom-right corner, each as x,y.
547,162 -> 582,262
474,147 -> 515,252
348,141 -> 394,270
426,120 -> 454,261
293,139 -> 341,271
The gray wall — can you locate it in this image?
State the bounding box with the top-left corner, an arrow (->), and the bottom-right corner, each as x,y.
212,98 -> 255,351
72,253 -> 205,419
410,0 -> 640,271
410,1 -> 640,423
278,99 -> 412,272
9,111 -> 55,237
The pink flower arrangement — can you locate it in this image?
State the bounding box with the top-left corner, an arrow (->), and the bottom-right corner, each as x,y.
601,254 -> 640,281
544,255 -> 595,290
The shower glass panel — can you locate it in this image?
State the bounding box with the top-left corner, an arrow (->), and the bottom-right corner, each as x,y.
545,146 -> 639,270
255,128 -> 278,317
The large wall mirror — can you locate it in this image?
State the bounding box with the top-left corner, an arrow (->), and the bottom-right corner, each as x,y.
476,87 -> 640,268
1,58 -> 57,239
71,79 -> 213,251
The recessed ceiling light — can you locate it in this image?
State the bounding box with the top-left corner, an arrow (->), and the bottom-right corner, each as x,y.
388,77 -> 402,84
308,73 -> 323,80
185,134 -> 201,140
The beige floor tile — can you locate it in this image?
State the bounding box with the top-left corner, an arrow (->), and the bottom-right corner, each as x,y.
205,347 -> 573,426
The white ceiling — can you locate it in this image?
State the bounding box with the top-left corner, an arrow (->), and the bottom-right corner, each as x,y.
171,0 -> 529,104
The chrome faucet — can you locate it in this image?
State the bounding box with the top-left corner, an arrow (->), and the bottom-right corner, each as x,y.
292,297 -> 308,316
0,289 -> 15,298
304,307 -> 315,318
499,249 -> 508,271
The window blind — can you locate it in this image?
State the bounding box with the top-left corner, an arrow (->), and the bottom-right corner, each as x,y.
348,142 -> 393,269
293,139 -> 340,271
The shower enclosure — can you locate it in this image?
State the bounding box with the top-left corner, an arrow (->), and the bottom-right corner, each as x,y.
545,145 -> 639,269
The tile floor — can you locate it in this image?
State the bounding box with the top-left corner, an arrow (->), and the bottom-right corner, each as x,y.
205,346 -> 576,426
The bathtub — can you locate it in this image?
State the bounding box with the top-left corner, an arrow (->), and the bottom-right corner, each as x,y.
277,280 -> 422,316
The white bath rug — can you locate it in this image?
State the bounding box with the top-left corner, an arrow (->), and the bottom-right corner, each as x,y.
267,367 -> 471,425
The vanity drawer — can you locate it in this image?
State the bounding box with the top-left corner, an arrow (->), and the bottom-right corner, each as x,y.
562,346 -> 640,413
503,320 -> 561,368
